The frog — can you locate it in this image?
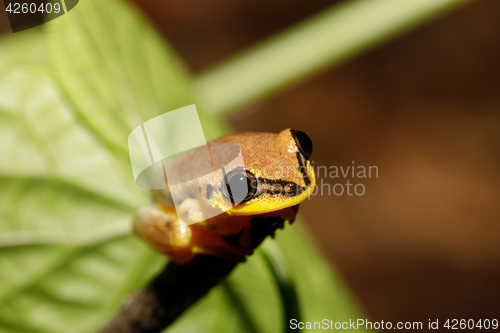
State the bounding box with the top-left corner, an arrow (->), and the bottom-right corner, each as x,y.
133,129 -> 315,264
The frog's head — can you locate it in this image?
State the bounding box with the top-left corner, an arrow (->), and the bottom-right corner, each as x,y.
214,129 -> 316,216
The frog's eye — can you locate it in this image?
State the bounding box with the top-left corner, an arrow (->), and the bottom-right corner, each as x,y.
223,168 -> 258,204
291,130 -> 313,160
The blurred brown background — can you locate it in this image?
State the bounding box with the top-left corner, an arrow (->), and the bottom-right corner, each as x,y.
2,0 -> 499,330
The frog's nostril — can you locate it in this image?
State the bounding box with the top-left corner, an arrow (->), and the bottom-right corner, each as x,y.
291,130 -> 313,160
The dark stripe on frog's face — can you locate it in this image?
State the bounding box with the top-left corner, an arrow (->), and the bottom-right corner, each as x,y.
296,151 -> 312,187
255,178 -> 306,197
251,152 -> 311,198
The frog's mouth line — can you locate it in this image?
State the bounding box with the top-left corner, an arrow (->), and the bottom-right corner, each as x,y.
225,150 -> 316,215
227,167 -> 315,215
252,152 -> 313,198
256,178 -> 306,197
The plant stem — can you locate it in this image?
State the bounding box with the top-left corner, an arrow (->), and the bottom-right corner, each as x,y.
194,0 -> 474,115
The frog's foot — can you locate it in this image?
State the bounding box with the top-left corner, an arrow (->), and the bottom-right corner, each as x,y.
133,205 -> 197,264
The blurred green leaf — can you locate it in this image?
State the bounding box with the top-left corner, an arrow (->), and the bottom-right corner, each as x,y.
0,237 -> 164,333
169,222 -> 368,333
46,0 -> 194,157
195,0 -> 474,115
258,241 -> 301,333
0,33 -> 47,70
275,223 -> 366,326
0,60 -> 145,246
216,222 -> 367,333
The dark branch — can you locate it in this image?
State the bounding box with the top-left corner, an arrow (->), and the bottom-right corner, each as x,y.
97,211 -> 295,333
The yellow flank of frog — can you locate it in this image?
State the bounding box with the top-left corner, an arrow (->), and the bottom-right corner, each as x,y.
133,129 -> 316,264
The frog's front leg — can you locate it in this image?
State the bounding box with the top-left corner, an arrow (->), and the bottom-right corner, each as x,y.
133,204 -> 253,264
133,204 -> 197,264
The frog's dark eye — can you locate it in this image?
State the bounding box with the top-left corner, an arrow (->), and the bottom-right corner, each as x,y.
291,130 -> 313,160
223,168 -> 258,204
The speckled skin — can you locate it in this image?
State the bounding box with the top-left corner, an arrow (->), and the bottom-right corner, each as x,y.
133,129 -> 316,263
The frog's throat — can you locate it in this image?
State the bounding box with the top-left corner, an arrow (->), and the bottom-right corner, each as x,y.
227,163 -> 316,216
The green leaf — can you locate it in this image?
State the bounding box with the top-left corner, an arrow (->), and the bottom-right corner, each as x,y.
275,223 -> 367,326
46,0 -> 194,156
0,237 -> 165,333
0,36 -> 163,331
168,222 -> 370,333
195,0 -> 474,115
222,222 -> 368,333
0,66 -> 147,246
0,0 -> 188,331
258,241 -> 301,333
0,34 -> 46,71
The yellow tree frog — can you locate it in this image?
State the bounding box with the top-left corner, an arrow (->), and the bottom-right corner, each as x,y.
133,129 -> 315,264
